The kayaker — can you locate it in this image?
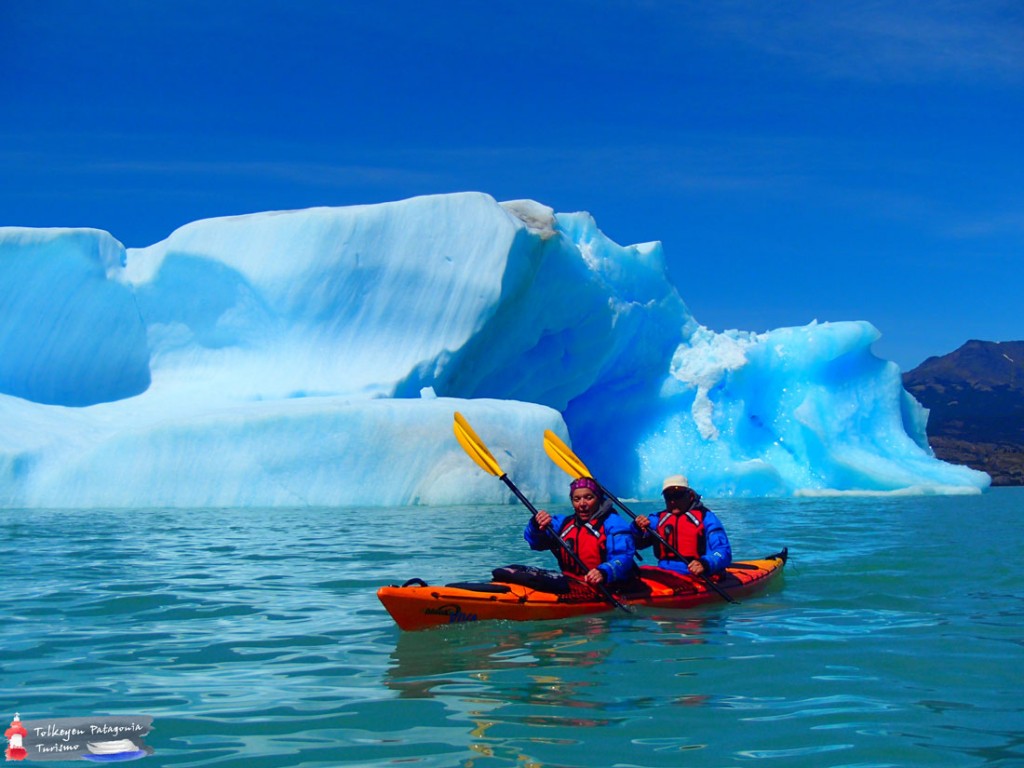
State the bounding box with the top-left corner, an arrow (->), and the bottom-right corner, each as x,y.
633,474 -> 732,577
525,477 -> 637,586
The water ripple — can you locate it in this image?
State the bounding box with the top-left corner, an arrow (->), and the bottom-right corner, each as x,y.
1,494 -> 1021,768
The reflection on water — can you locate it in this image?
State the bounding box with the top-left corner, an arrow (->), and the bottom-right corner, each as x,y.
380,612 -> 748,766
387,619 -> 615,697
387,615 -> 723,712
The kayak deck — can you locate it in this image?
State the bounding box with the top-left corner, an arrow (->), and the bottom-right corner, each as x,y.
378,548 -> 787,631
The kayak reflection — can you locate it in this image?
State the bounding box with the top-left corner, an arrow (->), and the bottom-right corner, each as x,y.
385,611 -> 721,705
381,612 -> 737,764
386,618 -> 615,699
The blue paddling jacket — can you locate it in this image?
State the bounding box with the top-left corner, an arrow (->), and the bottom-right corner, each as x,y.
524,500 -> 637,585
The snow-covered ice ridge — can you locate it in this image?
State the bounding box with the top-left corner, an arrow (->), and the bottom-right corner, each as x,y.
0,193 -> 988,507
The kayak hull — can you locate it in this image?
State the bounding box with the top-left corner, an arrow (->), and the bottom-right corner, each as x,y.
378,549 -> 787,631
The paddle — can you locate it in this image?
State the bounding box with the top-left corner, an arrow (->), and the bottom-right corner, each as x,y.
453,412 -> 632,613
542,429 -> 738,605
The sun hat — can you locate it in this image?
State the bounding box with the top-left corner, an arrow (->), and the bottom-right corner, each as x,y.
661,474 -> 689,492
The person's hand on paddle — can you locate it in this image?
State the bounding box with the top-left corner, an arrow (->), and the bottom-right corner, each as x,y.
584,567 -> 605,585
687,559 -> 706,577
534,510 -> 552,530
634,515 -> 650,531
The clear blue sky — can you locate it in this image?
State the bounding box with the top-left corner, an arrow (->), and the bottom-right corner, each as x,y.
3,1 -> 1021,370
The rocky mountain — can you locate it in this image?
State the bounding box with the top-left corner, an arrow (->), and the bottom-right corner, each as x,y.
903,340 -> 1024,486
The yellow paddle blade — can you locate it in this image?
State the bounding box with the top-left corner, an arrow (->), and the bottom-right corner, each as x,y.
454,412 -> 504,477
543,429 -> 591,479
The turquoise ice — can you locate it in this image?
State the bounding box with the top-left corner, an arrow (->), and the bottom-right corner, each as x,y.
0,193 -> 988,507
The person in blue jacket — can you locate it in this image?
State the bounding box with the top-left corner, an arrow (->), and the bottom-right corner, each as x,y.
633,474 -> 732,577
524,477 -> 637,587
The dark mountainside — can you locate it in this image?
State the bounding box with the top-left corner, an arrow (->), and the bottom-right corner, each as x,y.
903,340 -> 1024,486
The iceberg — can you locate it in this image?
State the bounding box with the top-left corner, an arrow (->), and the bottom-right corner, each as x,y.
0,192 -> 989,508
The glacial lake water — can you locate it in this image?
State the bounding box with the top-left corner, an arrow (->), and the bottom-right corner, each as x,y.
2,488 -> 1021,767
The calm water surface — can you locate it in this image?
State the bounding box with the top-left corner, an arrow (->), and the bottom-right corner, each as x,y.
2,489 -> 1021,767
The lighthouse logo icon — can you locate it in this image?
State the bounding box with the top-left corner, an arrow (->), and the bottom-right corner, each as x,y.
5,713 -> 28,761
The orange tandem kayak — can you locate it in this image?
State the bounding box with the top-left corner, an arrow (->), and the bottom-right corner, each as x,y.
378,548 -> 787,631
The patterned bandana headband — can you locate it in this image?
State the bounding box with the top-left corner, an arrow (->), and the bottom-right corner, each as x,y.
570,477 -> 601,495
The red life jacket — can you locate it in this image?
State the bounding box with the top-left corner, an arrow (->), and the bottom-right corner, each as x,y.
653,507 -> 705,562
555,516 -> 607,575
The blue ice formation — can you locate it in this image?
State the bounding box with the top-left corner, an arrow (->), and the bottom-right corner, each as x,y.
0,193 -> 989,507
